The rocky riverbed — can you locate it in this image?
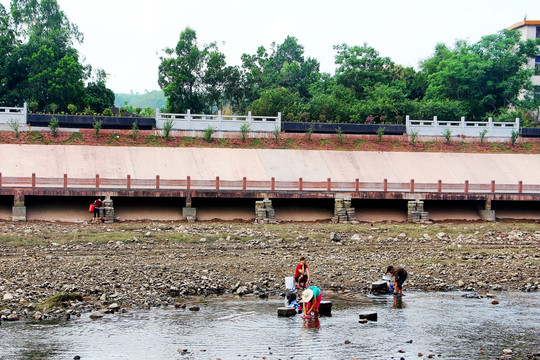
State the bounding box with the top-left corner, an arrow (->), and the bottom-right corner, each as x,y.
0,220 -> 539,323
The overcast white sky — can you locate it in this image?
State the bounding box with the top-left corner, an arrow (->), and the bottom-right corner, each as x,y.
1,0 -> 538,93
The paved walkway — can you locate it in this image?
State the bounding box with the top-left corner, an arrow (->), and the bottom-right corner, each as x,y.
1,144 -> 539,184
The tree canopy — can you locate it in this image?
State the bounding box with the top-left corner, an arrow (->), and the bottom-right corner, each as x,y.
160,27 -> 539,124
0,0 -> 114,114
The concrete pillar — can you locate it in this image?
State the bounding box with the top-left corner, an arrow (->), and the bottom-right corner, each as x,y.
12,194 -> 26,221
101,198 -> 114,223
407,200 -> 429,223
255,198 -> 275,224
479,199 -> 496,222
182,198 -> 196,222
333,197 -> 355,223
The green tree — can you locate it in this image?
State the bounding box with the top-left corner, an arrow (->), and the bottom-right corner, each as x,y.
158,27 -> 211,113
421,30 -> 540,119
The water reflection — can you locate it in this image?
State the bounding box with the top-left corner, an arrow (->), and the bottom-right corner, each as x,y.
393,295 -> 406,309
302,316 -> 321,329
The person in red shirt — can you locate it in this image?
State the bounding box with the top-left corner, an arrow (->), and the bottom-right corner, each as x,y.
294,257 -> 310,289
93,198 -> 103,220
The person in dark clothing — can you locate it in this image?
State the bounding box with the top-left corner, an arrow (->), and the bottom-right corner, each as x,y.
387,265 -> 408,296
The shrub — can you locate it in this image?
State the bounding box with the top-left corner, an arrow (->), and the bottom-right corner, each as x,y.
131,121 -> 139,140
442,128 -> 452,144
163,119 -> 173,141
203,125 -> 215,142
67,104 -> 77,115
306,123 -> 315,141
240,123 -> 250,142
511,130 -> 519,146
92,118 -> 102,138
102,108 -> 113,116
29,101 -> 39,113
135,107 -> 142,115
335,126 -> 344,144
48,116 -> 59,138
48,103 -> 58,114
273,126 -> 280,143
409,130 -> 419,146
376,126 -> 385,143
479,129 -> 488,144
8,119 -> 19,138
84,107 -> 95,116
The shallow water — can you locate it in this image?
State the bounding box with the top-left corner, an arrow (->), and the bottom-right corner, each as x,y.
1,292 -> 539,360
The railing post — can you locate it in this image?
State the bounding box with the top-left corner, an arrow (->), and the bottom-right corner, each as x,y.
355,178 -> 359,192
327,178 -> 331,191
0,172 -> 2,187
271,177 -> 275,191
64,174 -> 67,188
383,179 -> 388,192
95,174 -> 100,189
32,173 -> 36,188
410,179 -> 415,192
464,180 -> 469,193
299,178 -> 303,191
187,176 -> 191,190
518,180 -> 523,194
437,179 -> 442,193
216,176 -> 220,190
127,175 -> 131,189
242,177 -> 247,191
156,175 -> 160,189
491,180 -> 495,193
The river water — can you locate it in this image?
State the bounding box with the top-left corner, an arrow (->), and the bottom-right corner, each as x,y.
1,292 -> 539,360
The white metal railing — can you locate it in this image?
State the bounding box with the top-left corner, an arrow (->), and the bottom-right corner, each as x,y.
0,102 -> 27,125
156,109 -> 281,132
406,115 -> 519,138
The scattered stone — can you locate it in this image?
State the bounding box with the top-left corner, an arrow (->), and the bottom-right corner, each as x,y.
3,293 -> 14,301
188,306 -> 200,312
456,280 -> 465,287
502,349 -> 513,355
6,314 -> 19,321
277,307 -> 296,317
330,232 -> 341,242
89,312 -> 104,319
108,303 -> 120,310
344,340 -> 351,344
491,300 -> 499,305
358,319 -> 368,324
418,353 -> 423,357
359,312 -> 377,321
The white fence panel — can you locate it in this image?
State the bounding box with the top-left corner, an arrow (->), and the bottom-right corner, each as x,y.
156,109 -> 281,132
0,103 -> 27,126
406,116 -> 519,138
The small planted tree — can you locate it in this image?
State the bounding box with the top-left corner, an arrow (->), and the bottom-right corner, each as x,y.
102,108 -> 113,116
306,123 -> 315,141
273,126 -> 280,143
335,126 -> 344,144
511,130 -> 519,146
240,123 -> 250,142
203,125 -> 215,142
479,129 -> 488,144
131,121 -> 139,140
48,116 -> 59,137
49,103 -> 58,114
67,104 -> 77,115
163,119 -> 173,141
409,130 -> 419,146
376,126 -> 385,143
92,118 -> 102,138
442,128 -> 452,144
8,119 -> 20,138
29,101 -> 39,113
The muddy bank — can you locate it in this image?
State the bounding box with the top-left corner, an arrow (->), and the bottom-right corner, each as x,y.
0,221 -> 538,322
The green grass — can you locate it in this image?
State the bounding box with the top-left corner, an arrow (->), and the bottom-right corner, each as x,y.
146,135 -> 161,145
30,131 -> 44,143
40,293 -> 83,309
251,138 -> 263,147
61,132 -> 84,144
108,133 -> 121,144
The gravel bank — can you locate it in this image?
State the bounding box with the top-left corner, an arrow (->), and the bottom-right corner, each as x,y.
0,221 -> 538,322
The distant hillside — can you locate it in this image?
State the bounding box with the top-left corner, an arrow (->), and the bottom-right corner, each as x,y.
115,90 -> 166,109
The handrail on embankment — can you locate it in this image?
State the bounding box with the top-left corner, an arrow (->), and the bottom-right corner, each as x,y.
0,173 -> 538,194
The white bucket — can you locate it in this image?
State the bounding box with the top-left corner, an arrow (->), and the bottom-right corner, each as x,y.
382,275 -> 392,281
285,277 -> 294,290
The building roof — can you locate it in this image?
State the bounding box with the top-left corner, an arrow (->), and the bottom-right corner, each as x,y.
508,20 -> 540,30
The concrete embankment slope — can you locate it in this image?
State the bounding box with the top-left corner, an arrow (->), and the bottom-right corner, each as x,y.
1,144 -> 540,183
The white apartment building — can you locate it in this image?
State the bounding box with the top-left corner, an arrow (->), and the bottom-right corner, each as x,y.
508,20 -> 540,97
